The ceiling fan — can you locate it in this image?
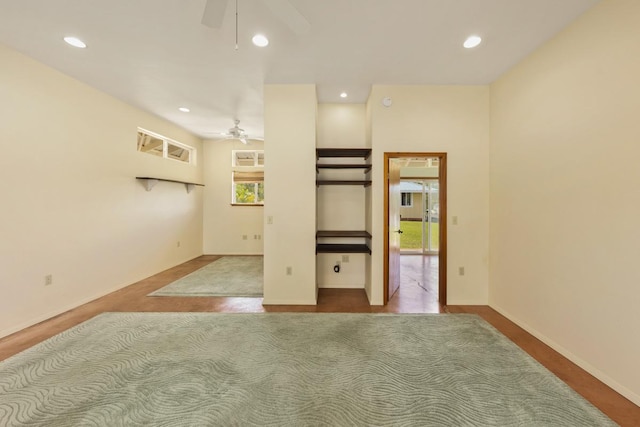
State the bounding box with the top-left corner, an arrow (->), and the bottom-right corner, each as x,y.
219,119 -> 263,144
201,0 -> 310,35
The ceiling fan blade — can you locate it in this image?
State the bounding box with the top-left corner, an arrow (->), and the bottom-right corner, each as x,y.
201,0 -> 228,29
260,0 -> 310,35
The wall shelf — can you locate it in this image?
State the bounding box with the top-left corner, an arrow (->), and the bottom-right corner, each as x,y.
316,180 -> 372,186
136,177 -> 204,193
316,164 -> 372,173
317,230 -> 371,239
317,148 -> 371,159
316,244 -> 372,254
315,148 -> 372,256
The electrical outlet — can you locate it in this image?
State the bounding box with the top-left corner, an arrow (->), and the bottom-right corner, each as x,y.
452,216 -> 458,225
177,241 -> 181,247
286,266 -> 292,276
458,267 -> 465,276
267,216 -> 273,224
45,274 -> 53,286
342,255 -> 350,263
242,235 -> 248,240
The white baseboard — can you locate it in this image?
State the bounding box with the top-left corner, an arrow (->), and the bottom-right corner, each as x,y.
203,253 -> 263,256
0,283 -> 125,339
491,303 -> 640,406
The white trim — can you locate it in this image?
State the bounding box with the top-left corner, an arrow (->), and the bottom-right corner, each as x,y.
491,303 -> 640,406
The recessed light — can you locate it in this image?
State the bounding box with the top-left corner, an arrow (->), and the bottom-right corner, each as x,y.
252,34 -> 269,47
178,107 -> 190,113
340,92 -> 348,98
63,36 -> 86,48
463,35 -> 482,49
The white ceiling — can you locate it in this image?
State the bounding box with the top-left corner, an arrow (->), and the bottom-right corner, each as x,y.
0,0 -> 599,139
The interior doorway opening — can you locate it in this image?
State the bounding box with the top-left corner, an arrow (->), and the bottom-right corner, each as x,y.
384,153 -> 447,308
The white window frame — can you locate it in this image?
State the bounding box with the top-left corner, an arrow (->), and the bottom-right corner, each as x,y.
137,128 -> 196,165
232,150 -> 264,205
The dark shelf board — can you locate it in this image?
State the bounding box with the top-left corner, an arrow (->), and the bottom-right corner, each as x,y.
317,164 -> 372,173
136,177 -> 204,186
317,230 -> 372,239
136,177 -> 204,193
316,244 -> 371,254
317,148 -> 371,159
317,180 -> 372,187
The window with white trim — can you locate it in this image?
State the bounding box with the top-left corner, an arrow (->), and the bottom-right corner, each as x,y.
137,128 -> 195,165
401,192 -> 412,207
232,150 -> 264,205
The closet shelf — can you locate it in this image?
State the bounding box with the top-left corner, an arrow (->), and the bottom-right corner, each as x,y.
316,164 -> 372,173
316,230 -> 372,238
136,177 -> 204,193
317,148 -> 371,159
316,180 -> 372,186
316,244 -> 372,254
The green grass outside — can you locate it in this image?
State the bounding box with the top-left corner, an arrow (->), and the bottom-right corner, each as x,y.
400,220 -> 439,250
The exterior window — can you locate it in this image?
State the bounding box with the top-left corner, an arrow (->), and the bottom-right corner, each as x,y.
137,128 -> 195,165
401,192 -> 412,207
232,150 -> 264,205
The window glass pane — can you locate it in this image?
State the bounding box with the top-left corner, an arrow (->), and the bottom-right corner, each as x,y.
137,131 -> 163,157
234,183 -> 257,203
257,182 -> 264,202
401,193 -> 412,207
234,152 -> 255,166
167,142 -> 190,163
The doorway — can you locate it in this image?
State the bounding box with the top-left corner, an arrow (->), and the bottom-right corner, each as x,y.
384,153 -> 447,306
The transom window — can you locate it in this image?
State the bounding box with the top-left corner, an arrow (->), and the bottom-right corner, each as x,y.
232,150 -> 264,205
137,128 -> 195,165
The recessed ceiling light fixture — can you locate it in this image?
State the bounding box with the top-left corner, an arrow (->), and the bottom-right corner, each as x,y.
463,35 -> 482,49
252,34 -> 269,47
178,107 -> 190,113
63,36 -> 87,48
340,92 -> 348,99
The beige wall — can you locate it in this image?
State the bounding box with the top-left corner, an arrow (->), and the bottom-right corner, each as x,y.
316,104 -> 368,289
369,85 -> 490,305
202,139 -> 264,255
490,0 -> 640,405
0,43 -> 203,337
263,85 -> 317,304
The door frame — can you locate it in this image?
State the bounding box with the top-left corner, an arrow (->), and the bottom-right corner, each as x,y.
384,152 -> 447,305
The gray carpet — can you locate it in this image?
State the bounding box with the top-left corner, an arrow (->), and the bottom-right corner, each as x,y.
149,256 -> 263,297
0,313 -> 615,426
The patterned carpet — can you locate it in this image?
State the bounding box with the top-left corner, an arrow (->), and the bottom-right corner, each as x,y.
0,313 -> 615,426
148,256 -> 263,297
